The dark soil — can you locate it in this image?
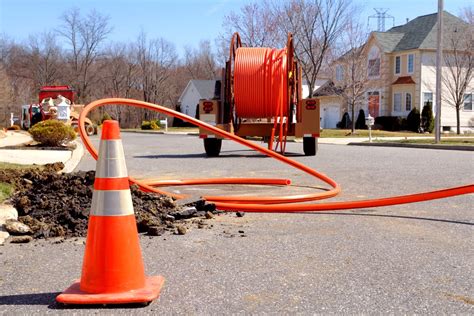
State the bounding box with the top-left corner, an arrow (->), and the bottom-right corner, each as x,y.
0,163 -> 217,239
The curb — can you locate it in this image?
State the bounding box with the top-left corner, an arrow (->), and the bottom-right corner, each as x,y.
348,142 -> 474,151
61,140 -> 84,173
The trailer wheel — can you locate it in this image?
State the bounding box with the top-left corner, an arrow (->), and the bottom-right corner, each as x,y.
303,137 -> 317,156
204,138 -> 222,157
85,124 -> 95,136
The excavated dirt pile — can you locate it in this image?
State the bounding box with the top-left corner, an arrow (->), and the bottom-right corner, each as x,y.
0,164 -> 216,239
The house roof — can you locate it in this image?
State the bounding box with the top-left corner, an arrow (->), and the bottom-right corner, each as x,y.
192,80 -> 217,99
313,81 -> 343,97
392,76 -> 416,85
372,32 -> 404,52
372,11 -> 469,53
178,79 -> 217,103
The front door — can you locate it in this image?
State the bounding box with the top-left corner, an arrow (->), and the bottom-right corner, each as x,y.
368,91 -> 380,117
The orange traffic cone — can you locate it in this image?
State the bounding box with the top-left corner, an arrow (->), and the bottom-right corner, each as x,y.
56,120 -> 165,305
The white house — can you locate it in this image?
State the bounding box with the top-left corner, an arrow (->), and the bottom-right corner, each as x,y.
178,80 -> 218,117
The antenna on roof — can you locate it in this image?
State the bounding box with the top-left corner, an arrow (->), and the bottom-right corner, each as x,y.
368,8 -> 395,32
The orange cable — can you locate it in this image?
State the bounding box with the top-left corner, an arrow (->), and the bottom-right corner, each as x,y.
78,98 -> 474,213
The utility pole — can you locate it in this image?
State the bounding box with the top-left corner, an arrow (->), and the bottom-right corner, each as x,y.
435,0 -> 443,143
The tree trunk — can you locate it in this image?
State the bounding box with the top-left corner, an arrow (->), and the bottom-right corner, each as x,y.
308,82 -> 314,98
456,105 -> 461,135
351,102 -> 355,134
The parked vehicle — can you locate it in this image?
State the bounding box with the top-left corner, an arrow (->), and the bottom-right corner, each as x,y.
20,85 -> 96,136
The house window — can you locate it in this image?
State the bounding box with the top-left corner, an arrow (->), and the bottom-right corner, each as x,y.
395,56 -> 401,74
368,45 -> 381,78
368,58 -> 380,77
405,93 -> 412,111
408,54 -> 414,73
464,93 -> 473,111
394,93 -> 402,112
423,92 -> 433,108
336,65 -> 343,81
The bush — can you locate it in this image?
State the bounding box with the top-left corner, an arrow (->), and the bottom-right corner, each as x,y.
29,120 -> 76,146
374,116 -> 402,131
141,120 -> 160,130
421,103 -> 434,133
141,121 -> 152,130
355,109 -> 367,129
406,107 -> 421,132
336,112 -> 351,129
7,125 -> 21,131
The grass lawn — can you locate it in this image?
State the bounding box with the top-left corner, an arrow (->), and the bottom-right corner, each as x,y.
320,129 -> 474,138
0,162 -> 38,203
374,138 -> 474,146
320,129 -> 425,138
0,182 -> 14,203
0,162 -> 35,169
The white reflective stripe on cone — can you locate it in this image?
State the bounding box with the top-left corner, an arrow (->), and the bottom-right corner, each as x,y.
90,190 -> 134,216
96,140 -> 128,178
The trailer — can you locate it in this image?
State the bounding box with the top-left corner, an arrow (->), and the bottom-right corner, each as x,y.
198,33 -> 320,157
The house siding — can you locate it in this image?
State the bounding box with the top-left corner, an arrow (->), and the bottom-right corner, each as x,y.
420,50 -> 474,131
180,83 -> 200,117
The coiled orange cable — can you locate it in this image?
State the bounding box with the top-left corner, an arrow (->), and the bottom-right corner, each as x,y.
78,98 -> 474,213
234,47 -> 288,118
234,47 -> 289,153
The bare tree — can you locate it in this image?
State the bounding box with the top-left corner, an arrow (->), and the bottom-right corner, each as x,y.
221,1 -> 280,48
135,31 -> 178,121
331,19 -> 368,134
100,43 -> 138,98
136,32 -> 177,104
459,6 -> 473,25
442,22 -> 473,134
276,0 -> 351,97
184,40 -> 218,79
26,32 -> 63,88
57,8 -> 112,103
0,34 -> 13,64
93,43 -> 141,126
1,40 -> 37,104
0,64 -> 14,126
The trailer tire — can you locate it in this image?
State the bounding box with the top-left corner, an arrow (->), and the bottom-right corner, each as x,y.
303,137 -> 317,156
85,124 -> 95,136
204,138 -> 222,157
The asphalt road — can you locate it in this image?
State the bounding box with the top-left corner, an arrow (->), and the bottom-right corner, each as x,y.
1,132 -> 473,314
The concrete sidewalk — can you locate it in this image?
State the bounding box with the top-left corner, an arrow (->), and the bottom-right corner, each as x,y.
0,131 -> 32,148
0,131 -> 84,171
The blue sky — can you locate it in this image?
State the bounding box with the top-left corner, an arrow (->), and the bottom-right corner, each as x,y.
0,0 -> 470,57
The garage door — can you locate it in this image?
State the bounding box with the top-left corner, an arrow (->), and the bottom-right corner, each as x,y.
321,106 -> 340,128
